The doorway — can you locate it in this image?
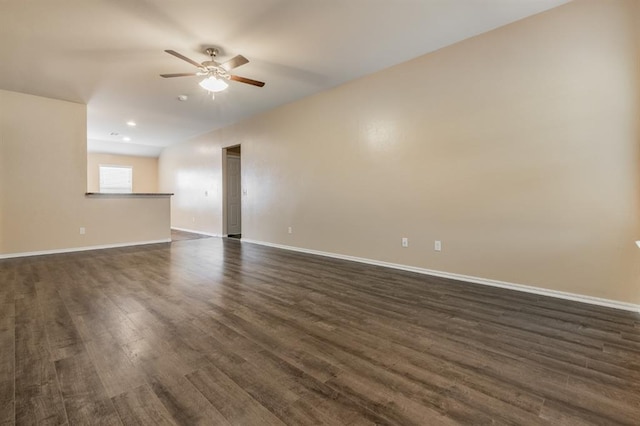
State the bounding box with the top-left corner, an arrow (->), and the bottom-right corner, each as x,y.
223,145 -> 241,238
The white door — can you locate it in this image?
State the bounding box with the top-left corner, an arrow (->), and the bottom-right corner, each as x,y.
227,155 -> 241,235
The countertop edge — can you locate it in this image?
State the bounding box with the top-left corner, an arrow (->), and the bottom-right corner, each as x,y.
85,192 -> 174,197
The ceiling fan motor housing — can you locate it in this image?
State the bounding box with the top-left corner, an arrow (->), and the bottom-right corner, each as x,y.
205,47 -> 219,58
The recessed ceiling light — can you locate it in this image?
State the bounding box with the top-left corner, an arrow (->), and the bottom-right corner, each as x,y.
636,241 -> 640,248
126,121 -> 137,127
123,136 -> 131,142
178,95 -> 188,101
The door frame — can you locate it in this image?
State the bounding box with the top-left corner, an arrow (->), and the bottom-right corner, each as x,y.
222,145 -> 241,237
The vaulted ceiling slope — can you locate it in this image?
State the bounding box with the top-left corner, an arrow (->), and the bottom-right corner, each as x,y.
0,0 -> 570,156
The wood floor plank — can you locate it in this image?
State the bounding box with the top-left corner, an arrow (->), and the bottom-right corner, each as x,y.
54,352 -> 121,425
0,303 -> 14,332
203,288 -> 549,424
181,307 -> 380,424
0,301 -> 14,425
82,331 -> 147,399
0,326 -> 14,424
202,250 -> 636,422
121,337 -> 195,382
192,305 -> 341,383
0,270 -> 16,308
0,318 -> 14,374
538,398 -> 617,426
2,238 -> 640,425
302,300 -> 638,424
0,380 -> 13,425
148,375 -> 230,426
124,312 -> 209,374
71,310 -> 142,348
111,385 -> 176,426
35,284 -> 84,362
203,341 -> 386,425
14,360 -> 66,426
120,336 -> 230,425
325,369 -> 458,426
236,256 -> 640,392
14,294 -> 67,425
188,315 -> 380,424
186,363 -> 286,426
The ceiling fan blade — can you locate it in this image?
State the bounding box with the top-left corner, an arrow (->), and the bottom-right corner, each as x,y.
220,55 -> 249,71
230,75 -> 265,87
160,72 -> 198,78
164,50 -> 202,68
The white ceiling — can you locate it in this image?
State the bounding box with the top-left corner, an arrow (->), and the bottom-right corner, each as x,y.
0,0 -> 570,157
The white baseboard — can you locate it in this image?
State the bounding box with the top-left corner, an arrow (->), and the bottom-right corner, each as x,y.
0,239 -> 172,260
171,227 -> 220,238
241,239 -> 640,313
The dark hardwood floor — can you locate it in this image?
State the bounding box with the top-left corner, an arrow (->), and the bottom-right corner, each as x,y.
1,237 -> 639,425
170,229 -> 212,242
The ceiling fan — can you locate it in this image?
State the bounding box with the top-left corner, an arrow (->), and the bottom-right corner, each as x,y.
160,48 -> 265,96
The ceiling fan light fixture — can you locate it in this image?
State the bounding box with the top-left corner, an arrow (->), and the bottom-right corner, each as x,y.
199,76 -> 228,93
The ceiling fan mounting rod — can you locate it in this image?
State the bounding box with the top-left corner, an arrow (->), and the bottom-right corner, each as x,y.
205,47 -> 219,58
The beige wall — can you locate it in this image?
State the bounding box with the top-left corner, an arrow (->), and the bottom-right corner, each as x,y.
87,153 -> 158,193
160,0 -> 640,305
0,90 -> 170,256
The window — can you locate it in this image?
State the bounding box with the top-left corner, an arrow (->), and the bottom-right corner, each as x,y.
99,165 -> 132,193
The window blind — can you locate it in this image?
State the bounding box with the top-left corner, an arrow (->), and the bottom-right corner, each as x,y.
99,165 -> 132,193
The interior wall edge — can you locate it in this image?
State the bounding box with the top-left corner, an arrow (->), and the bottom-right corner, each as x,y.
241,238 -> 640,314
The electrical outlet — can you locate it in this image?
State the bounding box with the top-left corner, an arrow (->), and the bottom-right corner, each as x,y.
401,237 -> 408,247
79,227 -> 86,235
288,227 -> 293,234
435,240 -> 442,251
